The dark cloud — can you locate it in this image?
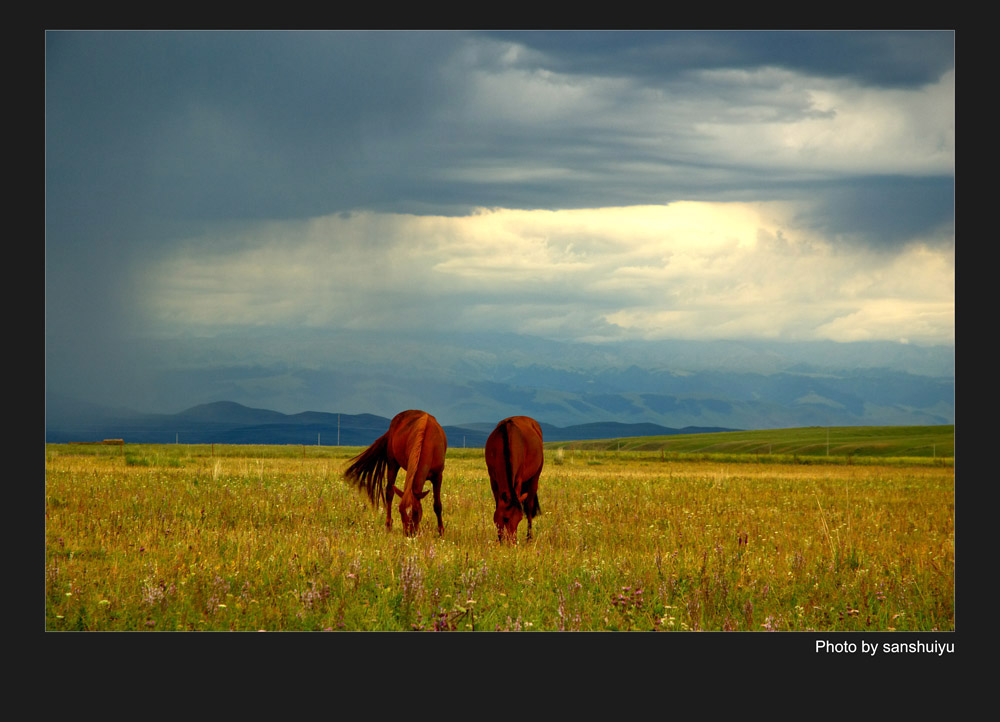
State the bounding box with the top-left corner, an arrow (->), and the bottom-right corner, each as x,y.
46,30 -> 954,228
488,30 -> 954,88
800,176 -> 955,247
46,31 -> 467,224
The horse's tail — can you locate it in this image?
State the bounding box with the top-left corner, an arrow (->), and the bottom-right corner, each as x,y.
500,419 -> 523,514
343,432 -> 390,508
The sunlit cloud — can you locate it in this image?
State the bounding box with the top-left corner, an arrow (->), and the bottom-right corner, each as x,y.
145,201 -> 953,345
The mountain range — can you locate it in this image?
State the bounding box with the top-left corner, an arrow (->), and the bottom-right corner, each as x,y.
43,399 -> 735,447
45,333 -> 954,437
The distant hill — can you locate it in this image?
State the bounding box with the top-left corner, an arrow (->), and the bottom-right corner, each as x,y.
47,332 -> 955,433
44,399 -> 737,447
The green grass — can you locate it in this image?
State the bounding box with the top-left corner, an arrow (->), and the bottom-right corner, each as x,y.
45,431 -> 954,632
550,424 -> 954,462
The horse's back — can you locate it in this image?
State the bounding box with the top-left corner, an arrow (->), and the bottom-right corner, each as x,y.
510,416 -> 543,449
510,416 -> 543,465
487,416 -> 543,478
389,409 -> 446,470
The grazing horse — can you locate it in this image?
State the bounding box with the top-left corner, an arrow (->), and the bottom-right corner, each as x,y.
343,410 -> 447,537
485,416 -> 544,542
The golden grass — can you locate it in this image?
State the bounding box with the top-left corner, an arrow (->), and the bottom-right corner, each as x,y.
45,445 -> 954,631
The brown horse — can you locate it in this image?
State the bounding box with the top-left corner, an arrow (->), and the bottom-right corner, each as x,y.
485,416 -> 544,542
343,410 -> 447,536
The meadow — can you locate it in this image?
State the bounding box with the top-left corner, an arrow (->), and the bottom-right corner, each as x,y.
44,436 -> 954,631
553,424 -> 955,459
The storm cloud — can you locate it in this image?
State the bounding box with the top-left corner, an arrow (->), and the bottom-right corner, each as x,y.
45,30 -> 954,415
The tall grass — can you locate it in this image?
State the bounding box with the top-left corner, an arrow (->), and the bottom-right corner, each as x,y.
45,444 -> 953,631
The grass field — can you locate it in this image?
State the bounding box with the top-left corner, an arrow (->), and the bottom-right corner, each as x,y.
44,428 -> 954,631
551,424 -> 955,460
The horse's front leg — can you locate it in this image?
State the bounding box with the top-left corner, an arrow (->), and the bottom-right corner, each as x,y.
430,469 -> 444,535
524,470 -> 541,541
384,461 -> 400,529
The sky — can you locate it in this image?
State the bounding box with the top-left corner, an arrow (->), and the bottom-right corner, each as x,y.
45,30 -> 955,415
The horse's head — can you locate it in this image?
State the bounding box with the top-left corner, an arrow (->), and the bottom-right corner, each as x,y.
494,493 -> 529,542
395,486 -> 430,536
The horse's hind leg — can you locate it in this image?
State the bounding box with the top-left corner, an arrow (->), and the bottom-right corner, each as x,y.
384,461 -> 400,529
430,468 -> 444,535
487,467 -> 504,541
